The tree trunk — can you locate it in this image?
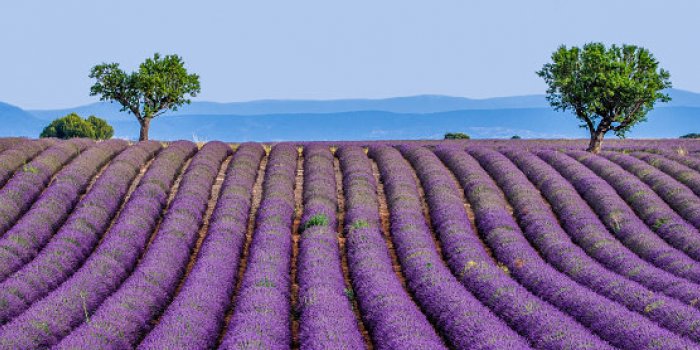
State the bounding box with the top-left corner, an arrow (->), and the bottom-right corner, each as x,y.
139,118 -> 150,141
587,130 -> 605,154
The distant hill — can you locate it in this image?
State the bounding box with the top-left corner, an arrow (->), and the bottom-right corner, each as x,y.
3,88 -> 698,141
27,88 -> 700,122
105,107 -> 700,142
0,102 -> 43,136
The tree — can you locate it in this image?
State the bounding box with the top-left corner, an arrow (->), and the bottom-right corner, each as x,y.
444,132 -> 470,140
511,135 -> 521,139
680,133 -> 700,139
40,113 -> 113,140
537,43 -> 671,153
87,115 -> 114,139
89,53 -> 200,141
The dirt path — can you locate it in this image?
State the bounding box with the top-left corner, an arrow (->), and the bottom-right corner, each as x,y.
290,150 -> 304,349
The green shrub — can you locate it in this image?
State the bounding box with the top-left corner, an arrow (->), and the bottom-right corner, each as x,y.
680,133 -> 700,139
444,132 -> 470,140
302,214 -> 329,232
40,113 -> 113,140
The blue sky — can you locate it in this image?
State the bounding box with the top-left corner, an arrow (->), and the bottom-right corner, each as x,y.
1,0 -> 698,109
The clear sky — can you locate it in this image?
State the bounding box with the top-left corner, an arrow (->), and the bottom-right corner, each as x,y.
1,0 -> 698,109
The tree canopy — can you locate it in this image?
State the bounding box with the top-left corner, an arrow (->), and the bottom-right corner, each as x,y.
444,132 -> 470,140
40,113 -> 113,140
89,53 -> 200,141
537,43 -> 671,153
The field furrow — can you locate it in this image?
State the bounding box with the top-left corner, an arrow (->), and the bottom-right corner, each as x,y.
540,150 -> 700,283
0,138 -> 697,349
0,139 -> 54,189
373,146 -> 532,349
333,151 -> 373,349
574,151 -> 700,262
471,147 -> 700,342
0,139 -> 92,236
218,143 -> 297,349
503,148 -> 700,310
138,144 -> 265,349
0,141 -> 196,349
337,146 -> 445,350
629,151 -> 700,227
53,141 -> 230,349
294,145 -> 365,349
434,146 -> 615,350
0,139 -> 129,283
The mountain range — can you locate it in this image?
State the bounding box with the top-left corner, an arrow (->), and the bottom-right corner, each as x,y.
2,88 -> 699,141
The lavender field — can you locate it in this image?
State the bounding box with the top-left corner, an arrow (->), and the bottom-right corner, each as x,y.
0,137 -> 700,349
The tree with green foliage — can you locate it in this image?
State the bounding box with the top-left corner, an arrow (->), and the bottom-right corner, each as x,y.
511,135 -> 521,139
87,115 -> 114,139
40,113 -> 113,140
538,43 -> 671,153
444,132 -> 470,140
680,133 -> 700,139
89,53 -> 200,141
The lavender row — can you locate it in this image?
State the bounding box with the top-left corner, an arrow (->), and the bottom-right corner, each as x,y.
0,141 -> 195,349
218,143 -> 297,350
539,150 -> 700,283
630,151 -> 700,227
336,146 -> 446,350
0,138 -> 92,235
576,151 -> 700,262
403,146 -> 538,349
0,139 -> 53,189
433,146 -> 616,350
470,147 -> 700,343
372,145 -> 532,349
0,139 -> 128,283
502,148 -> 700,311
462,147 -> 697,349
0,140 -> 161,325
55,141 -> 231,349
0,138 -> 25,154
295,145 -> 364,349
644,149 -> 700,176
138,143 -> 265,349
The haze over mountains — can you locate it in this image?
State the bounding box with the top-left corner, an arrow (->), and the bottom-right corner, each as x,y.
2,88 -> 699,141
